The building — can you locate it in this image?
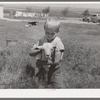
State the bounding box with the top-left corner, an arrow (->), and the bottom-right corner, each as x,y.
0,5 -> 3,18
15,10 -> 49,18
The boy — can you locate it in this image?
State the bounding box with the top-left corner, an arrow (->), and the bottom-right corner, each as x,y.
29,17 -> 65,88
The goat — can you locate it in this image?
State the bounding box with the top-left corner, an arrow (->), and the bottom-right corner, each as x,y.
34,43 -> 56,88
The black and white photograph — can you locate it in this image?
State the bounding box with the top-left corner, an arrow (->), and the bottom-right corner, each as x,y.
0,2 -> 100,91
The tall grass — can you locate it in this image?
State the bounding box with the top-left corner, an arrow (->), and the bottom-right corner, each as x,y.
0,43 -> 39,88
1,20 -> 100,88
62,39 -> 100,88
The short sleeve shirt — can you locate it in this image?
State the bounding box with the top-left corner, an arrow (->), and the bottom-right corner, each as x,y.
38,36 -> 65,51
50,36 -> 65,52
33,36 -> 65,60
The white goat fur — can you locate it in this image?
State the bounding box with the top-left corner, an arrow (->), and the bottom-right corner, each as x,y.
35,43 -> 54,71
37,43 -> 53,59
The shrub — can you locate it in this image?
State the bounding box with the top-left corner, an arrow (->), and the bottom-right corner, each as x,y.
42,7 -> 50,14
61,7 -> 69,17
82,9 -> 90,17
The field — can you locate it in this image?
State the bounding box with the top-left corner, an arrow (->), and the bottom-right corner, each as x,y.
0,18 -> 100,88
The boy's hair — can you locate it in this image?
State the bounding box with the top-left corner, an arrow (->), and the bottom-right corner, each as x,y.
44,17 -> 60,33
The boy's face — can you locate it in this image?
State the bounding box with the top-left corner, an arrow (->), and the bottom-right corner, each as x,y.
45,30 -> 57,40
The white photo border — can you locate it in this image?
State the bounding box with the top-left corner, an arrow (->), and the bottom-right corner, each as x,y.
0,2 -> 100,98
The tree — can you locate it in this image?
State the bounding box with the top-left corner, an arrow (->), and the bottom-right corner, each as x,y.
82,9 -> 90,17
10,10 -> 16,18
61,7 -> 69,17
26,7 -> 33,12
42,7 -> 50,14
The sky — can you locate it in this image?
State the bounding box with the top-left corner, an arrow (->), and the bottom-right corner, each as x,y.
0,2 -> 100,9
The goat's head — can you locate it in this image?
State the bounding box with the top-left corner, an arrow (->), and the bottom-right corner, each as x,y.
36,43 -> 56,60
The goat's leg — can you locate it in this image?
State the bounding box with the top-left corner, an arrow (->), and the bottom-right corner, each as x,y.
45,71 -> 48,88
35,67 -> 46,88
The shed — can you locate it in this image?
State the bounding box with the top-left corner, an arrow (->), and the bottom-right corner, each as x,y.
0,5 -> 3,18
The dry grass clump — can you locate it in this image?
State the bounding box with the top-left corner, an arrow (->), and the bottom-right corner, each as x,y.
0,42 -> 38,88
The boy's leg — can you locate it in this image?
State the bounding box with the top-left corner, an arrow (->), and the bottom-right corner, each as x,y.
48,66 -> 64,89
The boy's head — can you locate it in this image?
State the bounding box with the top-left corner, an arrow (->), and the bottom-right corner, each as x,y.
44,17 -> 60,40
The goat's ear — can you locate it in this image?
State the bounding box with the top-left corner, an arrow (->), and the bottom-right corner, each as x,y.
36,46 -> 43,49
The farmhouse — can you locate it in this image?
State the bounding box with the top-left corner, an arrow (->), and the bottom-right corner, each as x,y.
15,11 -> 23,17
15,10 -> 49,18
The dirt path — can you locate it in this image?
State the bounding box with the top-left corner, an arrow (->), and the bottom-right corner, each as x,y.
0,17 -> 99,25
60,19 -> 99,25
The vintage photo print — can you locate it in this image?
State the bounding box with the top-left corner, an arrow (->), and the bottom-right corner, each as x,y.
0,1 -> 100,98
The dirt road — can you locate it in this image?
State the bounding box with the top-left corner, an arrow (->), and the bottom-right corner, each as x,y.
0,17 -> 99,25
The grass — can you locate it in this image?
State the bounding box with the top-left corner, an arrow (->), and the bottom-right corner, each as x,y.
0,43 -> 39,88
59,23 -> 100,88
0,19 -> 100,88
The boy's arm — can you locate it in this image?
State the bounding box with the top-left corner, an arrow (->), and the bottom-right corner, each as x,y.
29,41 -> 41,56
47,51 -> 64,65
29,49 -> 41,56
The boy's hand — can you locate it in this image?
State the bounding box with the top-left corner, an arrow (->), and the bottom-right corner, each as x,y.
36,59 -> 48,66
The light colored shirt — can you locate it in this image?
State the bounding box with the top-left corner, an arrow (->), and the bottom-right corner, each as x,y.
32,36 -> 65,60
